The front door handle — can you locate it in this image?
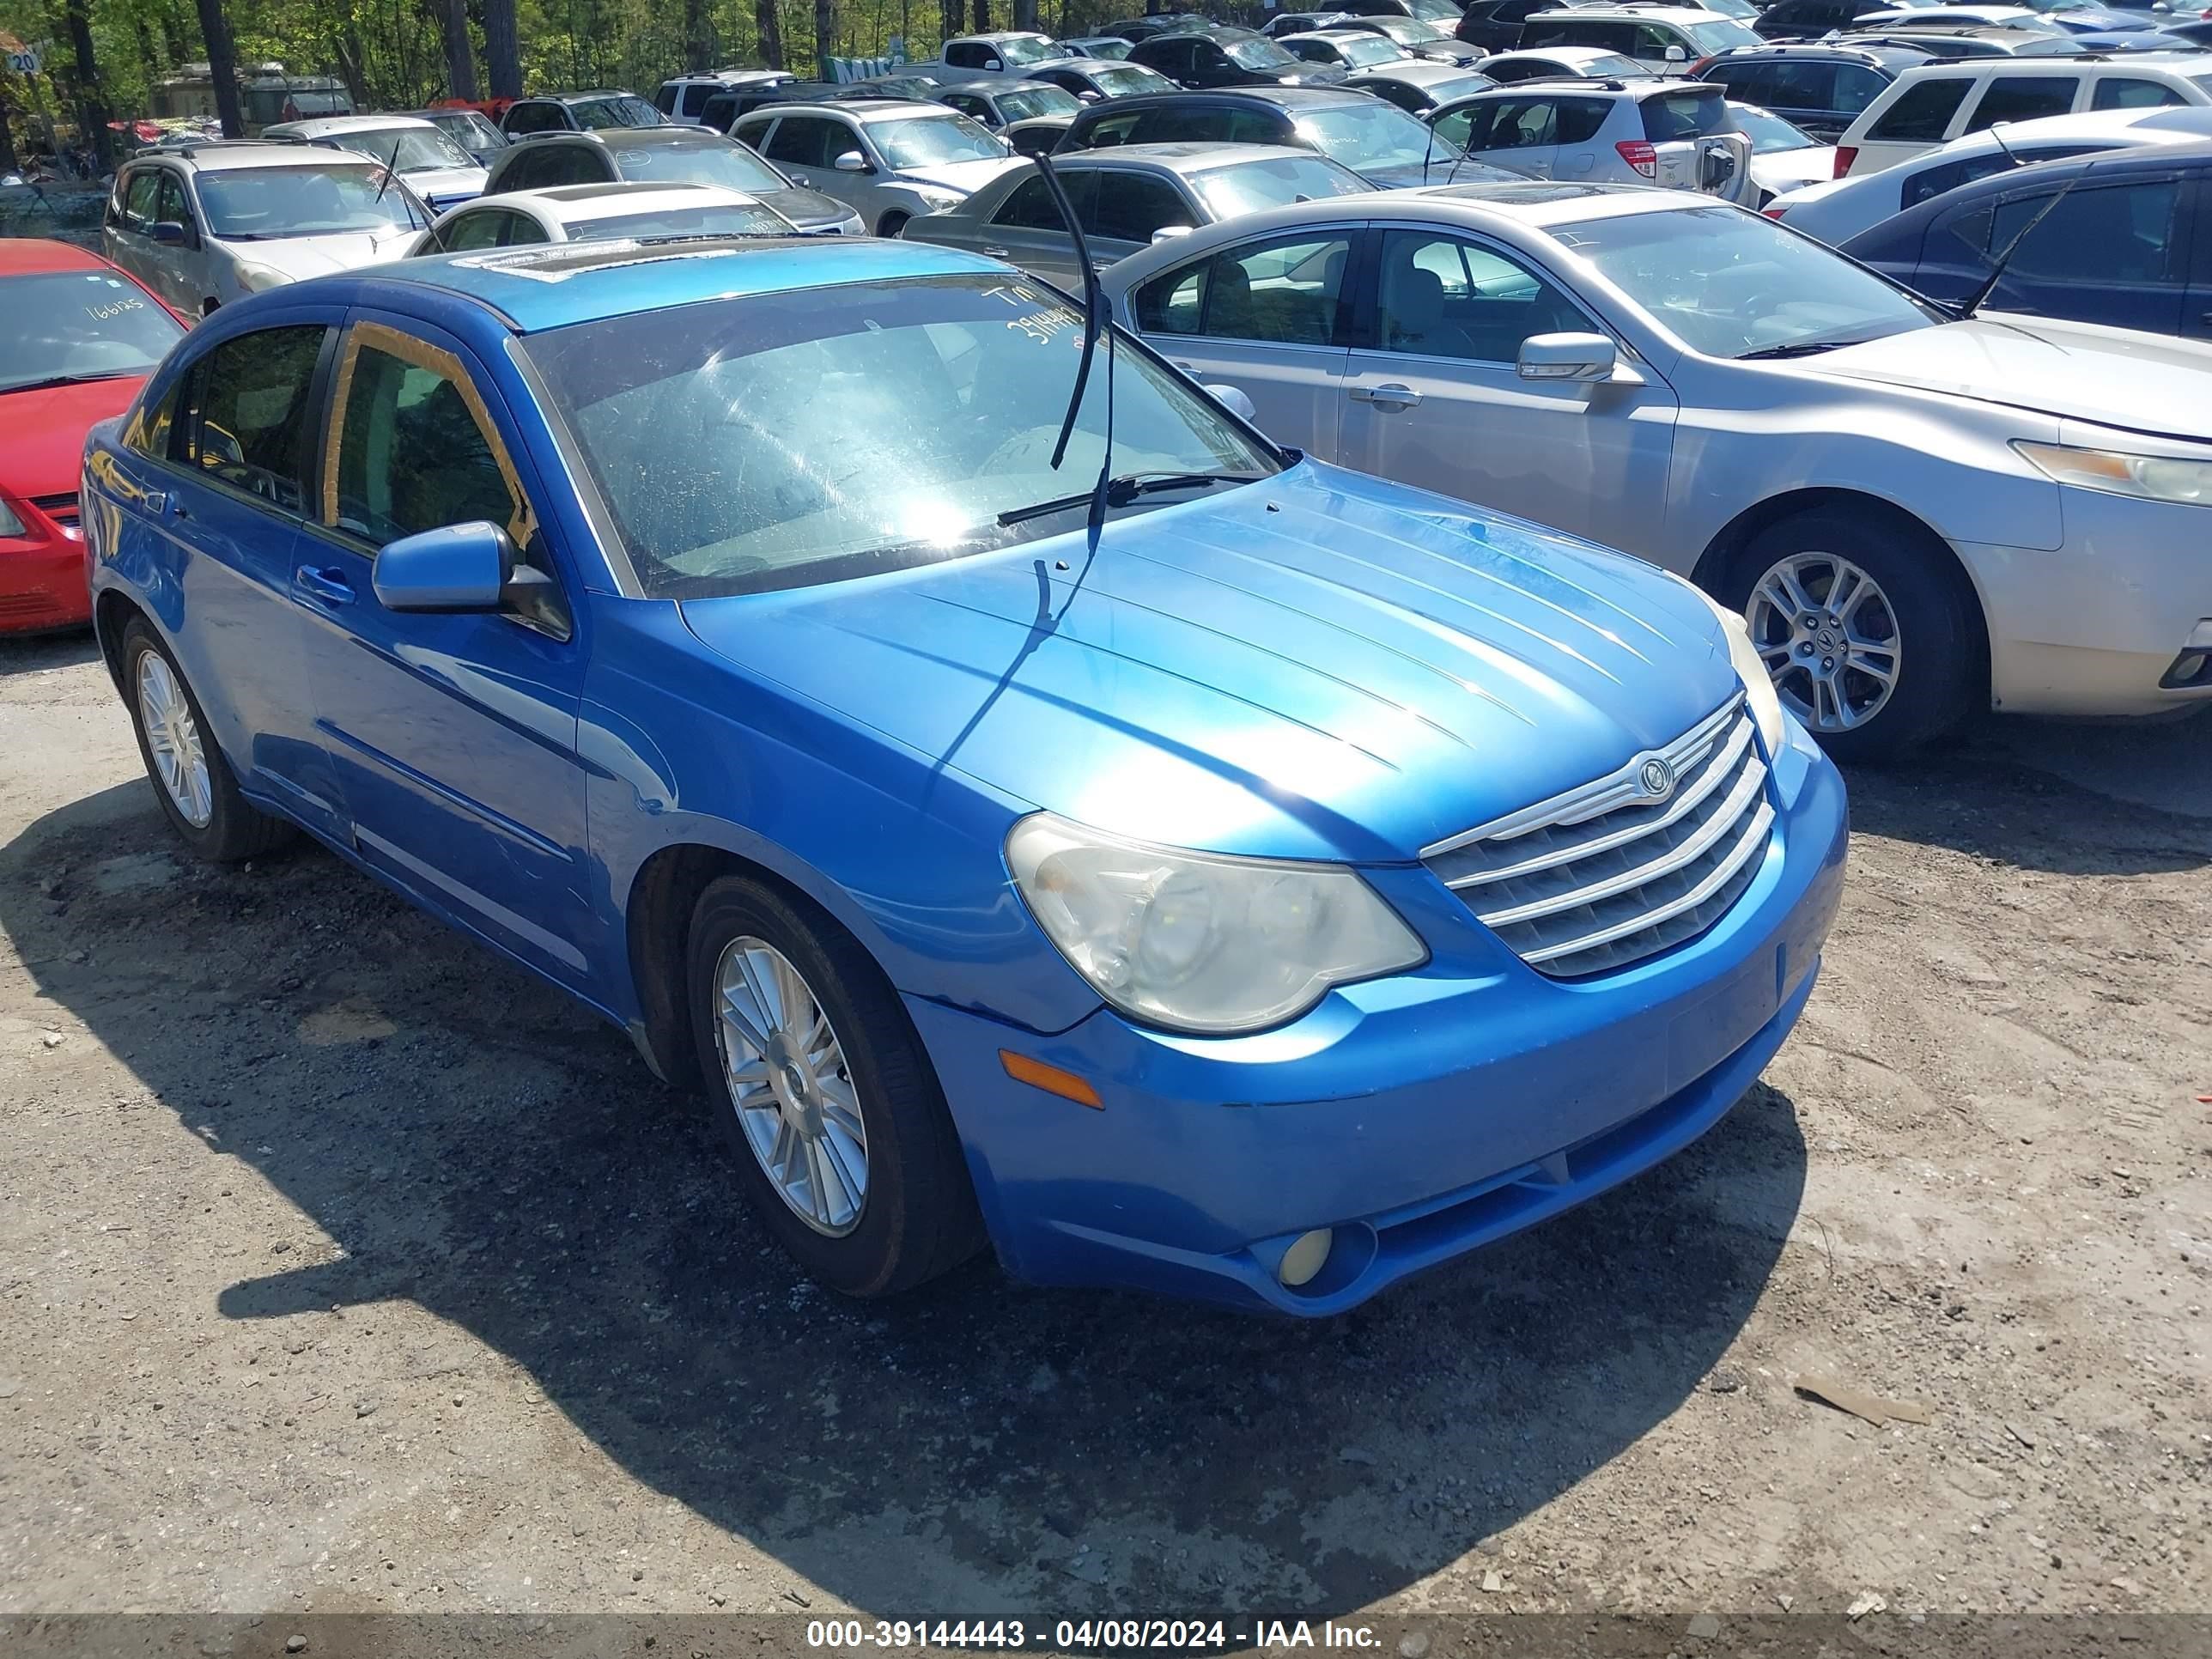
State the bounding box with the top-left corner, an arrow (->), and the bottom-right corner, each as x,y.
294,565 -> 356,607
1349,383 -> 1423,409
981,244 -> 1012,258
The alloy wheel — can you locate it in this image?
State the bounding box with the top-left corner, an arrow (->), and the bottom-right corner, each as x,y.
712,936 -> 868,1237
137,651 -> 214,828
1744,550 -> 1900,733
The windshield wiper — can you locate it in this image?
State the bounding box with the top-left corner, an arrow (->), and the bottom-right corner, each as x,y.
3,370 -> 134,394
997,471 -> 1264,527
1735,337 -> 1869,360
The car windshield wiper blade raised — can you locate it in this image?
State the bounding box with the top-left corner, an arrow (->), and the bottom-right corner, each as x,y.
996,471 -> 1265,527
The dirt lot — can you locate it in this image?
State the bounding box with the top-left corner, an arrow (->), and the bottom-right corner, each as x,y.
2,628 -> 2208,1646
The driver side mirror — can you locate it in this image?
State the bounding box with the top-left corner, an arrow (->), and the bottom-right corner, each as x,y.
1663,43 -> 1687,61
1518,331 -> 1635,386
1206,383 -> 1260,425
149,220 -> 192,247
372,520 -> 514,612
1078,88 -> 1103,101
1152,224 -> 1193,244
833,149 -> 871,172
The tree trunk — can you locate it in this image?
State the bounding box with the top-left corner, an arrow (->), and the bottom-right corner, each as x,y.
437,0 -> 479,97
684,0 -> 713,70
0,83 -> 20,175
939,0 -> 961,47
1012,0 -> 1035,29
971,0 -> 988,33
814,0 -> 836,76
192,0 -> 245,137
482,0 -> 522,98
63,0 -> 112,167
756,0 -> 786,69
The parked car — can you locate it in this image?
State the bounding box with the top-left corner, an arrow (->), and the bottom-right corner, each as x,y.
1026,58 -> 1182,101
1839,23 -> 2078,52
1104,183 -> 2212,751
410,181 -> 798,252
478,126 -> 864,235
1098,12 -> 1218,42
81,234 -> 1846,1313
1057,34 -> 1137,58
399,106 -> 511,163
731,100 -> 1017,236
103,142 -> 428,316
905,142 -> 1372,286
261,113 -> 489,213
1056,86 -> 1516,187
1517,6 -> 1765,70
1458,0 -> 1574,53
1264,10 -> 1359,37
1279,27 -> 1419,70
1335,0 -> 1470,22
695,79 -> 909,131
1427,78 -> 1756,199
1336,14 -> 1490,62
1765,102 -> 2212,236
1693,42 -> 1938,138
654,70 -> 796,125
1476,45 -> 1657,79
926,31 -> 1068,73
1128,27 -> 1351,86
1752,0 -> 1945,36
931,76 -> 1088,155
501,91 -> 669,137
0,240 -> 183,634
1832,52 -> 2212,173
1346,60 -> 1503,111
1841,138 -> 2212,335
1731,100 -> 1842,198
1850,3 -> 2049,25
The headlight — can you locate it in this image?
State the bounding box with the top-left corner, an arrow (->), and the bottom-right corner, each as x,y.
0,496 -> 26,538
912,186 -> 963,210
2014,441 -> 2212,507
1676,578 -> 1787,757
235,264 -> 288,294
1005,812 -> 1425,1036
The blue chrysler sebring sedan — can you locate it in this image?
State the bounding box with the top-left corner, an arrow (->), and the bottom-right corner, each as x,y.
81,235 -> 1847,1314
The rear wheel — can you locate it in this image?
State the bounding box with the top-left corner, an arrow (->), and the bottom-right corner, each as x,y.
1720,507 -> 1979,763
685,873 -> 982,1296
119,619 -> 294,861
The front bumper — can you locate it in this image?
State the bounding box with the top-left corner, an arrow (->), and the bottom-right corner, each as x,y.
908,723 -> 1848,1314
1964,483 -> 2212,718
1,523 -> 91,634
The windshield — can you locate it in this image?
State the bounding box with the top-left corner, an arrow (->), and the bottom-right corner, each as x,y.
325,125 -> 476,173
614,139 -> 787,191
1701,0 -> 1759,16
868,113 -> 1006,166
1192,153 -> 1375,216
1294,99 -> 1460,170
1334,33 -> 1408,65
997,34 -> 1060,64
569,203 -> 794,240
574,95 -> 668,130
1552,204 -> 1933,358
996,85 -> 1084,119
1688,18 -> 1764,50
196,166 -> 428,239
1093,63 -> 1178,94
521,272 -> 1275,599
1373,19 -> 1431,42
1729,102 -> 1816,151
1408,0 -> 1462,18
0,270 -> 183,394
1572,52 -> 1650,76
430,111 -> 507,156
1224,33 -> 1302,68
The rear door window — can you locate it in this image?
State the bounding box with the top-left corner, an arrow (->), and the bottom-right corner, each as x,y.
1868,76 -> 1972,141
679,83 -> 715,118
1832,64 -> 1887,115
2092,77 -> 2184,112
179,324 -> 329,514
1948,177 -> 2186,288
1962,76 -> 2077,132
505,102 -> 562,134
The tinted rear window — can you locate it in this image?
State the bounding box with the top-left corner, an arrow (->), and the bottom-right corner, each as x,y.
1642,88 -> 1729,141
1868,75 -> 1971,140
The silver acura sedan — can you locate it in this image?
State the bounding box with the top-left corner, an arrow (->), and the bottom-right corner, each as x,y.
1102,182 -> 2212,757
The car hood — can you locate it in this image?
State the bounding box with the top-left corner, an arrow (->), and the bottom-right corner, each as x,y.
1368,155 -> 1529,189
755,185 -> 861,232
677,461 -> 1739,862
1749,146 -> 1837,195
1,377 -> 149,500
1812,317 -> 2212,442
228,228 -> 421,280
404,164 -> 489,204
895,156 -> 1029,194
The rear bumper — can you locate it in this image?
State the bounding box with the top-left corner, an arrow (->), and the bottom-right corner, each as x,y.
909,722 -> 1848,1314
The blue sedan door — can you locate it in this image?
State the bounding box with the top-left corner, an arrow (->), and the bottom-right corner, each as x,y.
289,312 -> 603,995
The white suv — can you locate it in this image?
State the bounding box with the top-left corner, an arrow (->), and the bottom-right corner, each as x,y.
1516,6 -> 1765,74
1834,53 -> 2212,175
1430,77 -> 1757,201
101,141 -> 429,316
654,70 -> 795,125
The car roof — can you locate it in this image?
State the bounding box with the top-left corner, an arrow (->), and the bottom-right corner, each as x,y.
267,113 -> 434,136
159,142 -> 384,172
1703,40 -> 1933,63
1526,5 -> 1723,19
1066,139 -> 1322,169
367,235 -> 1004,332
744,99 -> 957,121
0,236 -> 116,276
548,124 -> 723,149
1414,179 -> 1705,221
1349,59 -> 1487,81
1079,84 -> 1369,112
1893,46 -> 2208,67
515,182 -> 761,221
936,76 -> 1064,94
522,89 -> 644,105
1281,28 -> 1392,42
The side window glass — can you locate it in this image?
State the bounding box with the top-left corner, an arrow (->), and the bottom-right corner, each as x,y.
654,84 -> 678,114
155,174 -> 192,228
1159,233 -> 1350,345
1373,230 -> 1582,363
1553,98 -> 1609,146
765,117 -> 833,167
948,42 -> 981,68
1488,100 -> 1557,149
125,170 -> 161,229
124,375 -> 186,459
992,175 -> 1061,228
1083,112 -> 1143,148
504,212 -> 550,246
1225,110 -> 1285,143
1963,77 -> 2075,133
1832,65 -> 1884,115
1087,173 -> 1194,242
443,209 -> 507,250
179,325 -> 327,511
1869,77 -> 1972,141
2093,78 -> 2182,112
1988,179 -> 2185,287
326,327 -> 532,552
1136,258 -> 1210,334
682,84 -> 714,117
1433,102 -> 1488,150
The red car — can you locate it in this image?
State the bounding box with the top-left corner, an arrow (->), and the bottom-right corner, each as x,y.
1,239 -> 185,634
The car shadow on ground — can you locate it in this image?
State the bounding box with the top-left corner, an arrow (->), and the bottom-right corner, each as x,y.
0,630 -> 101,677
2,777 -> 1808,1614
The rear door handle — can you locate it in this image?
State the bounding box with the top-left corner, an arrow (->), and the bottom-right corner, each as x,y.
294,565 -> 355,607
1349,383 -> 1423,409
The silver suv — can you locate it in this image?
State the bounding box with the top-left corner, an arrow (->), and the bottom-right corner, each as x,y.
1428,77 -> 1754,200
101,140 -> 428,316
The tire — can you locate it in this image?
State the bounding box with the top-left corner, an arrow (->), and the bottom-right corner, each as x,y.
876,210 -> 910,239
685,873 -> 983,1297
1718,506 -> 1979,764
119,619 -> 295,862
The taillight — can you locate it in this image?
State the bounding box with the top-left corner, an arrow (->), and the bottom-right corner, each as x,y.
1833,144 -> 1857,177
1616,139 -> 1658,178
1763,204 -> 1786,219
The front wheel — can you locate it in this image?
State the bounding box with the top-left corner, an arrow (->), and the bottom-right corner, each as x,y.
1720,507 -> 1979,763
119,619 -> 294,861
876,210 -> 910,239
685,874 -> 982,1296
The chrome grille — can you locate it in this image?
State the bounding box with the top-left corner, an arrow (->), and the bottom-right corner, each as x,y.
1424,695 -> 1773,979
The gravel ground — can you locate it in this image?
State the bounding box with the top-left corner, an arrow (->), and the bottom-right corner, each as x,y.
1,629 -> 2207,1644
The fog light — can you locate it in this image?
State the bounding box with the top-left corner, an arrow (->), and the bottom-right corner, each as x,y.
2161,623 -> 2212,688
1278,1228 -> 1334,1289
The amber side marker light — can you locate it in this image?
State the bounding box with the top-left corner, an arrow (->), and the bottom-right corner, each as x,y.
999,1050 -> 1103,1109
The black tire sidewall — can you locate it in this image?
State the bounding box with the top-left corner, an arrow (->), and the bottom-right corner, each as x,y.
1723,507 -> 1976,763
877,211 -> 909,238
